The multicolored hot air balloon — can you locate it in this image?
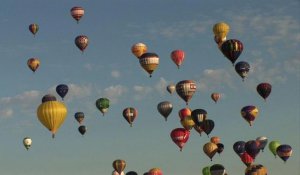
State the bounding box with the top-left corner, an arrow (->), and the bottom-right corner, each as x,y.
78,125 -> 86,136
256,83 -> 272,101
245,140 -> 260,160
180,116 -> 195,130
210,164 -> 226,175
75,35 -> 89,53
176,80 -> 197,105
269,140 -> 281,158
170,128 -> 190,151
233,141 -> 246,157
213,22 -> 230,43
203,142 -> 218,161
23,137 -> 32,150
37,98 -> 68,138
166,83 -> 176,95
139,52 -> 159,77
276,144 -> 292,162
241,105 -> 259,126
220,39 -> 243,65
256,136 -> 268,152
42,94 -> 57,103
240,152 -> 254,167
245,164 -> 268,175
113,159 -> 126,175
95,98 -> 110,116
170,49 -> 185,69
70,6 -> 84,23
27,58 -> 40,73
131,43 -> 147,59
56,84 -> 68,100
29,24 -> 39,37
74,112 -> 84,124
157,101 -> 173,121
178,107 -> 192,120
211,93 -> 221,103
122,107 -> 138,127
148,168 -> 163,175
235,61 -> 250,81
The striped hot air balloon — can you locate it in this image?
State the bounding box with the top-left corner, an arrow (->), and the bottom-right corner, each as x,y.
131,43 -> 147,59
122,107 -> 138,127
70,6 -> 84,23
176,80 -> 197,105
112,159 -> 126,174
157,101 -> 173,121
139,52 -> 159,77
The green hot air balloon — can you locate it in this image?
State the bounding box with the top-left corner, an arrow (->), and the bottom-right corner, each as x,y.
96,98 -> 110,116
269,140 -> 281,158
202,166 -> 211,175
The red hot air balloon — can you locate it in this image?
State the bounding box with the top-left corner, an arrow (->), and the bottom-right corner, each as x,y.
178,107 -> 192,120
256,83 -> 272,101
170,50 -> 185,69
240,152 -> 254,167
170,128 -> 190,151
176,80 -> 197,105
70,7 -> 84,23
75,35 -> 89,53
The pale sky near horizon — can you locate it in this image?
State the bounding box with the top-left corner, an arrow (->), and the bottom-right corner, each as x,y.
0,0 -> 299,175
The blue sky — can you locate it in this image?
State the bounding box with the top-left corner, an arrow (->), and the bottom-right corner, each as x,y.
0,0 -> 299,175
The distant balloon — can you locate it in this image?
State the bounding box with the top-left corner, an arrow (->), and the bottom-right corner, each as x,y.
70,6 -> 84,23
23,137 -> 32,150
241,105 -> 259,126
256,83 -> 272,101
131,43 -> 147,59
170,49 -> 185,69
27,58 -> 40,73
216,143 -> 224,155
74,112 -> 85,124
235,61 -> 250,81
233,141 -> 246,157
211,93 -> 221,103
200,119 -> 215,137
269,140 -> 281,158
203,142 -> 218,161
56,84 -> 68,100
245,164 -> 268,175
112,171 -> 125,175
213,22 -> 230,42
122,107 -> 138,127
148,168 -> 163,175
176,80 -> 197,105
202,166 -> 211,175
256,136 -> 268,152
276,144 -> 292,162
220,39 -> 243,65
78,125 -> 87,136
245,140 -> 260,160
41,94 -> 56,103
139,52 -> 159,77
29,24 -> 39,37
157,101 -> 173,121
166,84 -> 176,95
210,164 -> 226,175
240,152 -> 254,167
126,171 -> 138,175
170,128 -> 190,151
178,108 -> 192,120
95,98 -> 110,116
210,136 -> 221,144
75,35 -> 89,53
191,109 -> 207,126
113,159 -> 126,174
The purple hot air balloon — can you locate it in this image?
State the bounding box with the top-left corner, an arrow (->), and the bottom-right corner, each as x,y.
276,144 -> 292,163
233,141 -> 246,157
245,140 -> 261,160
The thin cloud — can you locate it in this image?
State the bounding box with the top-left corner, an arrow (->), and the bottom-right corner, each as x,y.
103,85 -> 127,104
111,70 -> 121,78
0,108 -> 13,119
133,85 -> 153,101
154,77 -> 168,94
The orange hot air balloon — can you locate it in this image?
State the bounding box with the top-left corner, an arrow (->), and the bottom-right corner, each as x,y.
27,58 -> 40,73
211,93 -> 221,103
170,49 -> 185,69
148,168 -> 163,175
131,43 -> 147,59
36,99 -> 68,138
70,7 -> 84,23
176,80 -> 197,105
112,159 -> 126,174
75,35 -> 89,53
210,136 -> 221,144
178,107 -> 192,120
170,128 -> 190,151
139,52 -> 159,77
203,142 -> 218,161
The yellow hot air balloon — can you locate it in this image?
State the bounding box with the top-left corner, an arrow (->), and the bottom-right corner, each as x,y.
180,116 -> 195,130
37,100 -> 68,138
27,58 -> 40,73
213,22 -> 230,42
131,43 -> 147,59
203,142 -> 218,161
139,52 -> 159,77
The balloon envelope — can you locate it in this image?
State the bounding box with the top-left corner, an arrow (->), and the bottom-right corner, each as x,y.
157,101 -> 173,121
210,164 -> 226,175
269,140 -> 281,157
170,128 -> 190,151
75,35 -> 89,52
122,107 -> 138,127
96,98 -> 110,116
176,80 -> 196,105
191,109 -> 207,126
235,61 -> 250,81
241,105 -> 259,126
29,24 -> 39,36
27,58 -> 40,72
203,142 -> 218,161
131,43 -> 147,58
70,6 -> 84,23
256,83 -> 272,101
74,112 -> 85,124
233,141 -> 246,157
41,94 -> 56,103
148,168 -> 163,175
56,84 -> 69,100
213,22 -> 230,40
170,49 -> 185,69
220,39 -> 243,65
245,140 -> 260,159
139,52 -> 159,77
211,93 -> 221,103
78,125 -> 86,135
276,144 -> 292,162
166,84 -> 176,95
112,159 -> 126,174
23,137 -> 32,150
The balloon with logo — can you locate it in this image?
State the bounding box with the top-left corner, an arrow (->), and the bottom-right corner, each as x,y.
122,107 -> 138,127
235,61 -> 250,81
220,39 -> 243,65
139,52 -> 159,77
211,93 -> 221,103
176,80 -> 197,105
113,159 -> 126,175
170,49 -> 185,69
191,109 -> 207,126
131,43 -> 147,59
241,105 -> 259,126
148,168 -> 163,175
23,137 -> 32,150
29,24 -> 39,37
269,140 -> 281,158
203,142 -> 218,161
157,101 -> 173,121
56,84 -> 69,100
27,58 -> 40,73
256,136 -> 268,152
276,144 -> 292,163
95,98 -> 110,116
70,6 -> 84,23
170,128 -> 190,151
256,83 -> 272,101
166,83 -> 176,95
74,112 -> 84,124
75,35 -> 89,53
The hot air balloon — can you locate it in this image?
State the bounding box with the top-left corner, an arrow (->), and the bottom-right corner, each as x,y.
233,141 -> 246,157
112,171 -> 125,175
131,43 -> 147,59
170,128 -> 190,151
235,61 -> 250,81
113,159 -> 126,174
216,143 -> 224,155
245,140 -> 260,160
211,93 -> 221,103
256,136 -> 268,152
176,80 -> 197,105
95,98 -> 110,116
122,107 -> 138,127
42,94 -> 57,103
178,107 -> 192,120
157,101 -> 173,121
37,99 -> 68,138
139,52 -> 159,77
56,84 -> 68,100
191,109 -> 207,126
166,83 -> 176,95
27,58 -> 40,73
211,136 -> 220,144
214,35 -> 227,48
70,6 -> 84,23
126,171 -> 138,175
220,39 -> 243,65
203,142 -> 218,161
78,125 -> 86,136
180,115 -> 195,130
256,83 -> 272,101
75,35 -> 89,53
148,168 -> 163,175
200,119 -> 215,137
29,24 -> 39,37
170,49 -> 185,69
276,144 -> 292,162
210,164 -> 226,175
213,22 -> 230,42
241,105 -> 259,126
240,152 -> 254,167
245,164 -> 268,175
202,166 -> 211,175
74,112 -> 84,124
23,137 -> 32,150
194,125 -> 204,136
269,140 -> 281,158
